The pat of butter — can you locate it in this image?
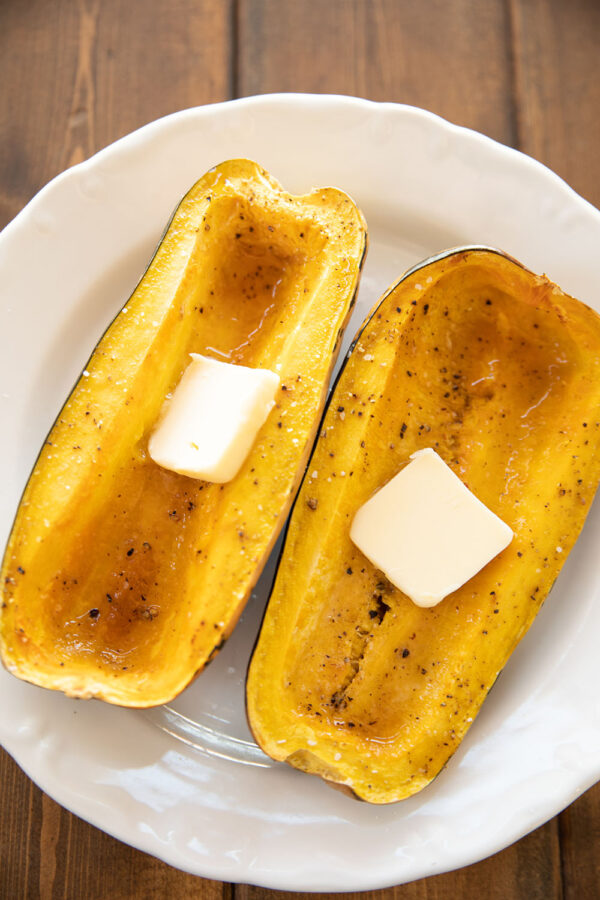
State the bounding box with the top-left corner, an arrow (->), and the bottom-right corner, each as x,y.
148,354 -> 279,483
350,448 -> 513,607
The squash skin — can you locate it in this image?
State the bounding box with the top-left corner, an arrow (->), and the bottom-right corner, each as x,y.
0,159 -> 367,707
246,247 -> 600,804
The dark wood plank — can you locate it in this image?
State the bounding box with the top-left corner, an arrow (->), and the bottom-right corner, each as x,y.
0,748 -> 232,900
559,782 -> 600,900
510,1 -> 600,894
509,0 -> 600,207
0,0 -> 78,229
238,0 -> 517,145
0,748 -> 37,900
0,0 -> 232,230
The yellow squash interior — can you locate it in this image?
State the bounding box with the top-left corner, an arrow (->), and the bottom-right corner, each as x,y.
247,249 -> 600,803
0,159 -> 367,706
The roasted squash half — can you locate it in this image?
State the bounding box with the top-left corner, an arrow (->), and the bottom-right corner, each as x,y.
0,159 -> 367,707
247,247 -> 600,804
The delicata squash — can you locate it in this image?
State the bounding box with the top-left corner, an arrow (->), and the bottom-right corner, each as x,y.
0,159 -> 367,707
247,247 -> 600,804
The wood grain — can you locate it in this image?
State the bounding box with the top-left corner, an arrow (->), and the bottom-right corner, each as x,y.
0,0 -> 232,230
0,751 -> 232,899
1,0 -> 600,896
238,0 -> 517,145
509,0 -> 600,207
559,782 -> 600,900
509,2 -> 600,894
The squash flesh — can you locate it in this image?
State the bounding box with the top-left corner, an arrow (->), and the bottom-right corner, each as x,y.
246,249 -> 600,803
0,160 -> 367,706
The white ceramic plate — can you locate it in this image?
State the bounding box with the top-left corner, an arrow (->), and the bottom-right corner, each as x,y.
1,95 -> 600,891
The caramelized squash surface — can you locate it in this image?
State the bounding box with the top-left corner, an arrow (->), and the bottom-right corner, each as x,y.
0,159 -> 367,706
247,248 -> 600,803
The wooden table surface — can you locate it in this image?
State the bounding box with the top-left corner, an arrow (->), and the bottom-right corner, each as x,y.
1,1 -> 599,897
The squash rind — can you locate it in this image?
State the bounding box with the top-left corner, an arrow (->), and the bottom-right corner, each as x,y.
246,247 -> 600,804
